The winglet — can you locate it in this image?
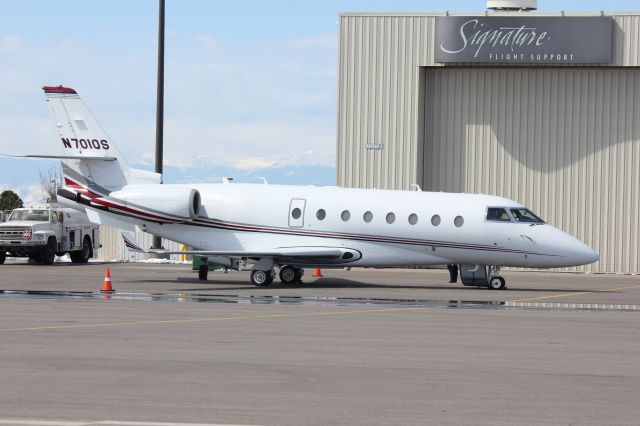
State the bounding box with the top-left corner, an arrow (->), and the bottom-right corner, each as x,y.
122,233 -> 145,252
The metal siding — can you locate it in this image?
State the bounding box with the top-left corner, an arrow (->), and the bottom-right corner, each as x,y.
423,68 -> 640,273
338,13 -> 640,273
95,225 -> 184,262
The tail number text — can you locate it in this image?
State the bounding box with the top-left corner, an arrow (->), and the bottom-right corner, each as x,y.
62,138 -> 110,150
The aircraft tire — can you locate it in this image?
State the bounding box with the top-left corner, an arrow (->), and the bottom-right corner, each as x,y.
489,276 -> 506,290
198,264 -> 208,281
279,265 -> 301,284
251,269 -> 274,287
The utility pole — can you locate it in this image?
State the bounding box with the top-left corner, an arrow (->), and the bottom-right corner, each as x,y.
151,0 -> 165,252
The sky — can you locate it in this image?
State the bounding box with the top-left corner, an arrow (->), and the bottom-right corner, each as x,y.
0,0 -> 638,204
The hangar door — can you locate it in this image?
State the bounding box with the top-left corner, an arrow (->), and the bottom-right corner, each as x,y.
422,68 -> 640,273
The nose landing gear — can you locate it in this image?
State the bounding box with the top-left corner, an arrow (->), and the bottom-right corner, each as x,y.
487,265 -> 506,290
488,275 -> 506,290
459,264 -> 507,290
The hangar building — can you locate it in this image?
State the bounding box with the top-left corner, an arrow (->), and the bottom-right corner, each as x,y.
336,8 -> 640,273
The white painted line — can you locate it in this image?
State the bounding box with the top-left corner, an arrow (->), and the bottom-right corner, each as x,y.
94,422 -> 261,426
0,420 -> 260,426
0,421 -> 85,426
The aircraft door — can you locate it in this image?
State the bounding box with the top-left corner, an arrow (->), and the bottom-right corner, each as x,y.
288,199 -> 306,228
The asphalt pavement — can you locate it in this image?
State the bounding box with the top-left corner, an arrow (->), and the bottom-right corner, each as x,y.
0,261 -> 639,425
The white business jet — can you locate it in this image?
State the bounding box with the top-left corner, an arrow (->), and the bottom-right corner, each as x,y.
37,86 -> 598,289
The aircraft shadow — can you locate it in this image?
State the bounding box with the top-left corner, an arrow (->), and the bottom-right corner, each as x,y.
130,276 -> 603,294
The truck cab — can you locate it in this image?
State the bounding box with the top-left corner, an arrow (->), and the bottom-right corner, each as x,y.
0,205 -> 100,265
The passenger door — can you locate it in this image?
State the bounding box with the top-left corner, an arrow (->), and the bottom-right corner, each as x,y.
288,199 -> 306,228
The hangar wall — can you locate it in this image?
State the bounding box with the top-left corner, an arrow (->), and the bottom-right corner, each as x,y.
96,225 -> 184,262
336,12 -> 640,273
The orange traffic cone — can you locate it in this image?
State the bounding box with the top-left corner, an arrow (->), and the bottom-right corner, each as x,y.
101,268 -> 115,293
312,267 -> 323,277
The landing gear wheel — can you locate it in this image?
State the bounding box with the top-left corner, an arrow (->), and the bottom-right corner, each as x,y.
251,269 -> 274,287
0,251 -> 5,265
41,238 -> 56,265
70,237 -> 92,264
489,276 -> 506,290
198,264 -> 209,281
279,265 -> 301,284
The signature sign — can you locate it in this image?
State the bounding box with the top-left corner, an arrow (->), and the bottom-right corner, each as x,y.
435,16 -> 613,64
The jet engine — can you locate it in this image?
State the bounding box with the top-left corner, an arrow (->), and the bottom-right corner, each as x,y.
108,185 -> 201,221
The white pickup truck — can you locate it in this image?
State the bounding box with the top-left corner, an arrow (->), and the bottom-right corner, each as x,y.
0,205 -> 100,265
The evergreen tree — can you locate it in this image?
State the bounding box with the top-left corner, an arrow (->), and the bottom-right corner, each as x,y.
0,190 -> 24,211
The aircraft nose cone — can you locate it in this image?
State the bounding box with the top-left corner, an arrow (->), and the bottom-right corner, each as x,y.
580,246 -> 600,264
569,240 -> 599,266
538,226 -> 600,267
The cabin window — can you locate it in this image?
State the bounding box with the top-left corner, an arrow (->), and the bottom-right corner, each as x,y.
431,214 -> 441,226
386,212 -> 395,224
291,208 -> 302,219
316,209 -> 326,220
454,216 -> 464,227
408,213 -> 418,225
510,208 -> 545,224
363,211 -> 373,223
486,207 -> 511,222
341,210 -> 351,222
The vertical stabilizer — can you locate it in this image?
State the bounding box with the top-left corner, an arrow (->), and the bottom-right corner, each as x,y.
43,86 -> 160,194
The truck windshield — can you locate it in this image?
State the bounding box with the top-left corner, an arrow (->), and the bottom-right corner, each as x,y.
8,209 -> 49,222
510,208 -> 545,224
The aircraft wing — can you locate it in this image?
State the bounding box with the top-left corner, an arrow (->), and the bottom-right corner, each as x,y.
121,233 -> 361,263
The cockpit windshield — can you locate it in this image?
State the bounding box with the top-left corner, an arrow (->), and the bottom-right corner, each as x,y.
510,208 -> 545,224
486,207 -> 511,222
8,209 -> 49,222
486,207 -> 545,224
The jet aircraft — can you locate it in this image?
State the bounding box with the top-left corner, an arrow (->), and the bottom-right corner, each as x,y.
35,86 -> 599,288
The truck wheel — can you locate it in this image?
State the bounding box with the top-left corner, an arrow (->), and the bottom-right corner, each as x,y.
0,250 -> 5,265
41,238 -> 57,265
70,237 -> 92,264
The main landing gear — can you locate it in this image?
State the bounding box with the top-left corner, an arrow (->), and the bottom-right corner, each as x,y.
278,265 -> 303,284
250,269 -> 275,287
250,265 -> 304,287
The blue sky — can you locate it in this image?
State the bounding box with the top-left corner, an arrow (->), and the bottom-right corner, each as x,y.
1,0 -> 638,203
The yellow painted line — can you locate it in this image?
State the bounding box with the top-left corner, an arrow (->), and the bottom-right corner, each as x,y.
0,306 -> 433,333
507,283 -> 640,304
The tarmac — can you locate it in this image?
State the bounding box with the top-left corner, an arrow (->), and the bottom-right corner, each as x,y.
0,260 -> 639,425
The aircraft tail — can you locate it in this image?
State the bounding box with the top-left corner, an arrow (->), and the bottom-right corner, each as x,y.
42,85 -> 160,194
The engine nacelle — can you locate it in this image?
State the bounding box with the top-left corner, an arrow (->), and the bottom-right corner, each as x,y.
109,185 -> 201,221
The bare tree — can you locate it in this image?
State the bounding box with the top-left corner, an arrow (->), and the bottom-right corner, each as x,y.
39,166 -> 63,204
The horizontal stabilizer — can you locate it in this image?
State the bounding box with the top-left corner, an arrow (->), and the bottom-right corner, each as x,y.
2,154 -> 117,161
86,209 -> 137,232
